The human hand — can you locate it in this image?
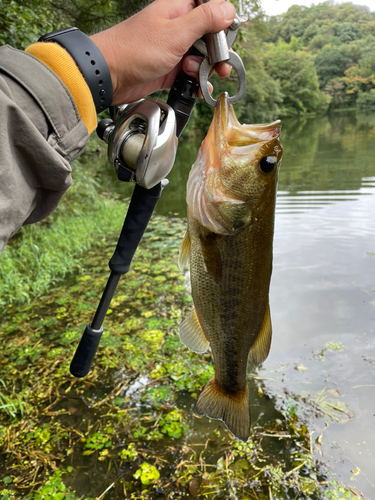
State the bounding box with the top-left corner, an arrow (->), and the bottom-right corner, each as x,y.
90,0 -> 236,105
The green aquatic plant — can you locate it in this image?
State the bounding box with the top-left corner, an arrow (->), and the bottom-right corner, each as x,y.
0,490 -> 16,500
119,443 -> 138,462
326,480 -> 358,499
324,341 -> 346,352
159,409 -> 189,439
133,462 -> 160,485
0,381 -> 27,419
82,427 -> 114,455
21,468 -> 77,500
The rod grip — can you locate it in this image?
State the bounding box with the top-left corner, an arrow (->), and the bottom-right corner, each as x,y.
109,182 -> 163,274
70,324 -> 104,378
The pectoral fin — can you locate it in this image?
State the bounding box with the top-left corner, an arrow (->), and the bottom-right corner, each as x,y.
178,230 -> 191,271
250,303 -> 272,365
199,232 -> 222,282
179,308 -> 209,354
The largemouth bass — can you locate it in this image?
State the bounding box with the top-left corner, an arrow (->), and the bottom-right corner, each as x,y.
179,93 -> 282,442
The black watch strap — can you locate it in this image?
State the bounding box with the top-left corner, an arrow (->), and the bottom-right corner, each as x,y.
38,27 -> 113,113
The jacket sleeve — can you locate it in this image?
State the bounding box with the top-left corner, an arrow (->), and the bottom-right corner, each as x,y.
0,45 -> 90,254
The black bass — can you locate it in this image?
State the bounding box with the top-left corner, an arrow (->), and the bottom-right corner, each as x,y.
179,93 -> 282,442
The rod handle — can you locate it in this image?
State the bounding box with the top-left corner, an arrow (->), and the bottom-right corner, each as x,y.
109,182 -> 164,274
70,324 -> 104,378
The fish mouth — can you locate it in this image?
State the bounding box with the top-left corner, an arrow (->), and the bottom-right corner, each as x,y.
216,93 -> 281,146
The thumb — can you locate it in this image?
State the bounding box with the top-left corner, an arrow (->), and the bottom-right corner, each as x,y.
171,0 -> 236,53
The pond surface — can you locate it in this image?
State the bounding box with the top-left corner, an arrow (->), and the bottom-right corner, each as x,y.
266,112 -> 375,498
99,110 -> 375,497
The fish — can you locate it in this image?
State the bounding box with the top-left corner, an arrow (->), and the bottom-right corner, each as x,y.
178,93 -> 282,442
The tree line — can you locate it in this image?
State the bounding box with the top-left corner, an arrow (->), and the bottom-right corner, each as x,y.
1,0 -> 374,124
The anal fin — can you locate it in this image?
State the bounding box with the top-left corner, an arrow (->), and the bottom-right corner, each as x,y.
196,377 -> 250,442
179,308 -> 209,354
250,303 -> 272,365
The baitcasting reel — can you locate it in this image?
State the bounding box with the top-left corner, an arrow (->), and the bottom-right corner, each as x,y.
97,98 -> 178,190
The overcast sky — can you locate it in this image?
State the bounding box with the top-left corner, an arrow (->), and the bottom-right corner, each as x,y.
260,0 -> 374,16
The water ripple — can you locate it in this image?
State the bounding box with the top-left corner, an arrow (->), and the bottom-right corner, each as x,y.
276,177 -> 375,215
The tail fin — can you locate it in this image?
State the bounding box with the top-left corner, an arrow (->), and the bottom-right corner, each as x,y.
195,378 -> 250,442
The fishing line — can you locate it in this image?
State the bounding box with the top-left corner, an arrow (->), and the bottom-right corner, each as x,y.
154,90 -> 163,104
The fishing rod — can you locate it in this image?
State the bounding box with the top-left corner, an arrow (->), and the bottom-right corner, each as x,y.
69,76 -> 198,378
69,1 -> 246,378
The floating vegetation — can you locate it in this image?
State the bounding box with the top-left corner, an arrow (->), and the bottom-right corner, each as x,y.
313,340 -> 347,361
0,215 -> 363,499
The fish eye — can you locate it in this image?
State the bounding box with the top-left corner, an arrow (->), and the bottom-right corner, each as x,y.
259,156 -> 277,174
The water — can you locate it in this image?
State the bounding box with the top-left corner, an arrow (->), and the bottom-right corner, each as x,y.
94,110 -> 375,496
268,113 -> 375,497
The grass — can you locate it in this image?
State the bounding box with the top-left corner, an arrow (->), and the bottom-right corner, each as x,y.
0,161 -> 125,310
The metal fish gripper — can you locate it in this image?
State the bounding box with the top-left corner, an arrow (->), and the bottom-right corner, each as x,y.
194,0 -> 247,107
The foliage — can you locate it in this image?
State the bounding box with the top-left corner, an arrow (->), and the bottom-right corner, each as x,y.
315,47 -> 350,88
356,89 -> 375,110
46,0 -> 120,33
113,0 -> 151,19
133,462 -> 160,486
264,38 -> 329,116
265,1 -> 375,111
0,0 -> 59,48
22,468 -> 78,500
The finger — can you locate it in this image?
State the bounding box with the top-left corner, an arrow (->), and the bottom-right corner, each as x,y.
171,0 -> 236,53
182,55 -> 203,79
214,61 -> 232,78
155,0 -> 196,20
198,81 -> 214,99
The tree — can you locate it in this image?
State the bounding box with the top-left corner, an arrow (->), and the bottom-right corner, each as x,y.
264,40 -> 328,116
337,22 -> 362,43
356,89 -> 375,110
324,78 -> 346,109
314,48 -> 350,89
47,0 -> 120,33
112,0 -> 151,19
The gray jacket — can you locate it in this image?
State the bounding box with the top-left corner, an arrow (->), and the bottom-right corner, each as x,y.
0,45 -> 90,254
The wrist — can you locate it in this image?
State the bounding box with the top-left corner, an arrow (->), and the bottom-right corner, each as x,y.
38,27 -> 113,113
90,31 -> 118,105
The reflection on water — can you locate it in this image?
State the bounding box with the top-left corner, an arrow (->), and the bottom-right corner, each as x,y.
267,112 -> 375,499
91,110 -> 375,497
277,182 -> 375,214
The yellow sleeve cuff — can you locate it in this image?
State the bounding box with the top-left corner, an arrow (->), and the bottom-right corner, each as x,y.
26,42 -> 97,134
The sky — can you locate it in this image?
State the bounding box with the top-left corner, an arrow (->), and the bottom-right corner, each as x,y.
260,0 -> 375,16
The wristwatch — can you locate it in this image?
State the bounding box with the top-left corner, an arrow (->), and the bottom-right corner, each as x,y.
38,27 -> 113,113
